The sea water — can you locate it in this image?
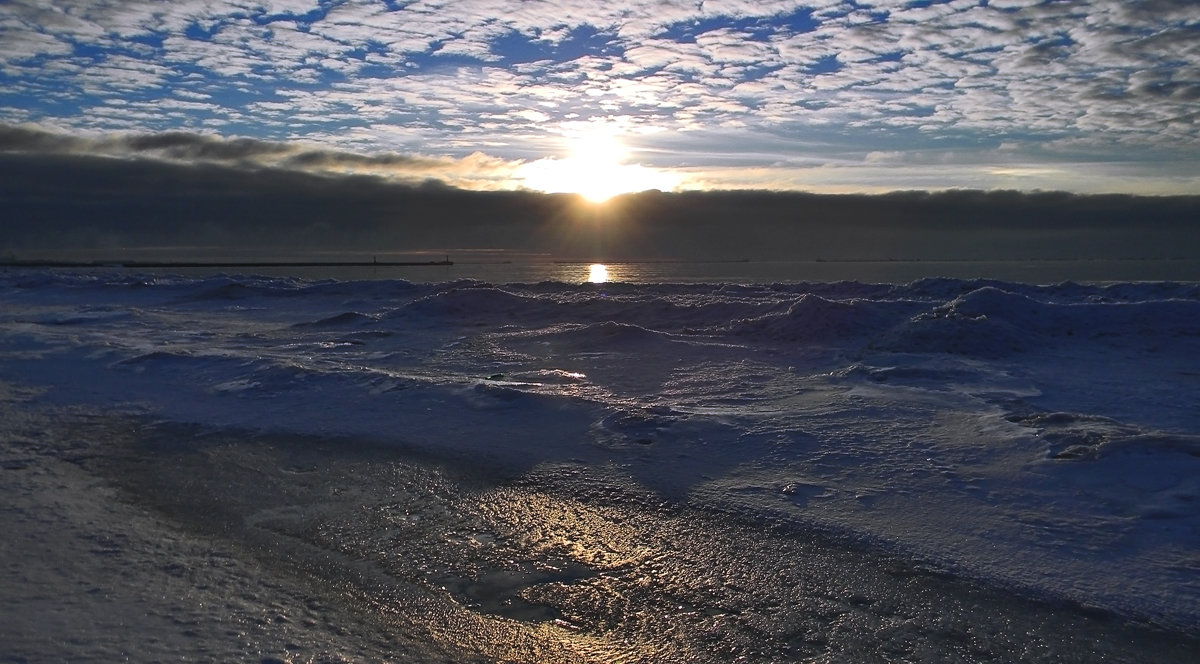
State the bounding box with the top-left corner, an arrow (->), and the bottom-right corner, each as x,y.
88,257 -> 1200,285
1,266 -> 1197,662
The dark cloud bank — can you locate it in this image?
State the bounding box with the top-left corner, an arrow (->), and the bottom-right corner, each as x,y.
3,145 -> 1198,266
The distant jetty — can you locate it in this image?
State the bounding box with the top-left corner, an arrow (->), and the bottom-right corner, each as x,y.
1,259 -> 453,268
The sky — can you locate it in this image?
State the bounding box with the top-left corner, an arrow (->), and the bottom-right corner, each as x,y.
2,0 -> 1199,195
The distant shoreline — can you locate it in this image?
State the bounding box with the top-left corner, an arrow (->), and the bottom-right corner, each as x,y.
5,257 -> 1195,269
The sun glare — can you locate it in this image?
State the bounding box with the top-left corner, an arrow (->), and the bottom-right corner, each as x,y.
519,129 -> 680,202
587,263 -> 609,283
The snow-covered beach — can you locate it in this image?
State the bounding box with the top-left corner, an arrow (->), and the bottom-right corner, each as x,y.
2,268 -> 1198,662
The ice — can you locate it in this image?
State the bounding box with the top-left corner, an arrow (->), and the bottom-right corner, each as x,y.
1,268 -> 1198,658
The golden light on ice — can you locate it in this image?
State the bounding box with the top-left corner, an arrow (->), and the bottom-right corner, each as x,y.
519,128 -> 681,202
587,263 -> 609,283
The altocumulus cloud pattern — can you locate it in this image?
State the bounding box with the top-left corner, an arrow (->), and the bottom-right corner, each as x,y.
1,1 -> 1198,192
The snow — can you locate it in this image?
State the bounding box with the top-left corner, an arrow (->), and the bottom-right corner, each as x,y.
1,269 -> 1198,661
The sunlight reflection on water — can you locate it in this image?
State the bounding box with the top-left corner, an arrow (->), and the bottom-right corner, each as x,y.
587,264 -> 608,283
98,258 -> 1200,285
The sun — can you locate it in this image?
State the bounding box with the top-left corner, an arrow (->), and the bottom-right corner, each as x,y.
519,128 -> 680,202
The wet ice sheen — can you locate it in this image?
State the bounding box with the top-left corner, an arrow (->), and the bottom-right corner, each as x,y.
91,425 -> 1200,663
1,270 -> 1198,661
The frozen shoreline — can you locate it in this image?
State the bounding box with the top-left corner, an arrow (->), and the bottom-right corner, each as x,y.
0,387 -> 484,663
4,390 -> 1198,663
2,271 -> 1199,661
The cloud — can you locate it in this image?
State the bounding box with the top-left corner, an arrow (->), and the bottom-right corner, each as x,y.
121,132 -> 295,161
3,142 -> 1198,266
0,125 -> 526,189
0,1 -> 1196,193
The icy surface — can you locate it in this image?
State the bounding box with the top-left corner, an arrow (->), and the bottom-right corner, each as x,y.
1,270 -> 1198,635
